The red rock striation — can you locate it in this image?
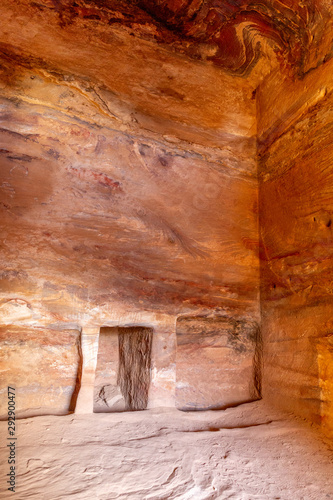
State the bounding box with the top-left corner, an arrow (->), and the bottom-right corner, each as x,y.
0,0 -> 332,434
258,58 -> 333,433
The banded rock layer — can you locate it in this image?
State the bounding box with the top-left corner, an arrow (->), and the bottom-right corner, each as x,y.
0,0 -> 332,432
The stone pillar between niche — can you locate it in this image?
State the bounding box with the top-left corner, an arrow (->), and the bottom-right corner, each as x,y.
75,326 -> 100,414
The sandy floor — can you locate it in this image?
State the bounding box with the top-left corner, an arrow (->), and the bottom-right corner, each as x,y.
0,401 -> 332,500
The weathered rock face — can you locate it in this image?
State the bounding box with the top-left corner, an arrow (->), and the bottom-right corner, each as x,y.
0,1 -> 261,420
94,326 -> 153,412
1,0 -> 331,77
132,0 -> 332,77
94,327 -> 125,412
118,326 -> 153,410
176,316 -> 261,410
0,327 -> 81,418
0,33 -> 259,323
258,58 -> 333,433
0,45 -> 260,410
0,0 -> 332,427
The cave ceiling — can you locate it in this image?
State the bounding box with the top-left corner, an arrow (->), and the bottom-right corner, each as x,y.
115,0 -> 333,76
0,0 -> 331,78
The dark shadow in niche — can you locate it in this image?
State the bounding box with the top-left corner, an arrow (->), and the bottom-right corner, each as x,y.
69,333 -> 83,412
251,324 -> 263,400
118,326 -> 153,411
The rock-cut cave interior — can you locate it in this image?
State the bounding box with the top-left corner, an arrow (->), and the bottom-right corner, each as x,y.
0,1 -> 333,499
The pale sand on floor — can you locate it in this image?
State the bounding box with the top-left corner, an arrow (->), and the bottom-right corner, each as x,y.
0,401 -> 332,500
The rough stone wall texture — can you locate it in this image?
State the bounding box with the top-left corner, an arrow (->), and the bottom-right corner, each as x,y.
0,0 -> 260,421
1,0 -> 332,78
94,326 -> 153,412
15,0 -> 333,419
176,316 -> 261,410
0,327 -> 81,418
1,0 -> 333,423
118,326 -> 153,411
258,58 -> 333,434
94,327 -> 125,412
0,28 -> 259,325
0,0 -> 263,414
93,318 -> 177,412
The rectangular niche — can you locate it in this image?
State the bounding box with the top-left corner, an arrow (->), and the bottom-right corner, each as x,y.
176,316 -> 262,411
94,326 -> 153,412
0,326 -> 81,418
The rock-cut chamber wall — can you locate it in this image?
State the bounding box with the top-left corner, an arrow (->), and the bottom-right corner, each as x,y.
0,15 -> 260,417
258,58 -> 333,435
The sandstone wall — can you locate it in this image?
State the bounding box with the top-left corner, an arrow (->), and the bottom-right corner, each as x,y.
94,326 -> 153,412
0,52 -> 259,323
258,59 -> 333,434
176,316 -> 261,410
0,327 -> 81,418
0,13 -> 260,414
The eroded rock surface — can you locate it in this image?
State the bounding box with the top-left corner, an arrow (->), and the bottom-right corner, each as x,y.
258,58 -> 333,433
1,402 -> 333,499
0,0 -> 332,432
0,326 -> 81,418
94,327 -> 125,412
176,316 -> 261,410
0,48 -> 259,322
94,326 -> 153,412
